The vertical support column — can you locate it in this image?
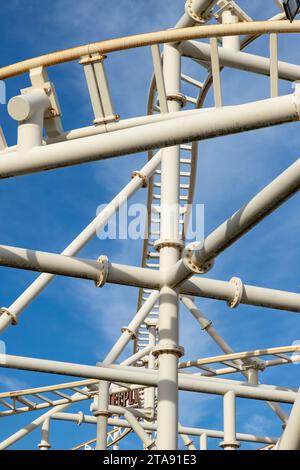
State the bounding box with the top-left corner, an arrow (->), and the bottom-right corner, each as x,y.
144,320 -> 157,418
221,9 -> 240,52
95,381 -> 110,450
220,391 -> 240,451
200,433 -> 208,450
38,418 -> 51,450
270,33 -> 279,98
154,44 -> 184,450
210,38 -> 222,108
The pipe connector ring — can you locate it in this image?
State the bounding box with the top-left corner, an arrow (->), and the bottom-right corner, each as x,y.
154,239 -> 184,252
182,242 -> 214,274
185,0 -> 206,23
95,255 -> 109,288
77,411 -> 84,426
219,440 -> 240,449
227,277 -> 244,309
131,170 -> 148,188
0,307 -> 18,326
121,326 -> 137,339
93,410 -> 112,418
166,93 -> 187,108
152,343 -> 184,358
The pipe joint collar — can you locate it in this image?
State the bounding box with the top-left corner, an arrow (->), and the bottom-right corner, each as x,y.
182,242 -> 214,274
131,170 -> 148,188
95,255 -> 109,288
152,343 -> 184,358
154,239 -> 184,252
0,307 -> 18,326
227,277 -> 244,308
121,326 -> 137,339
219,440 -> 240,449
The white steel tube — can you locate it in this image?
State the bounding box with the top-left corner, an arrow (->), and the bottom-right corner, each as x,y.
0,92 -> 299,179
180,39 -> 300,81
52,413 -> 278,445
277,388 -> 300,450
0,152 -> 161,333
220,391 -> 240,450
176,1 -> 219,29
222,10 -> 240,52
38,418 -> 51,450
200,433 -> 208,450
0,354 -> 297,402
167,153 -> 300,287
156,43 -> 181,450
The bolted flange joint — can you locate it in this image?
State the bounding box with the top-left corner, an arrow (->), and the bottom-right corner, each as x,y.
182,242 -> 214,274
152,343 -> 184,358
219,440 -> 240,450
121,326 -> 137,339
0,307 -> 18,326
227,277 -> 244,308
154,239 -> 184,253
94,255 -> 109,288
131,170 -> 148,188
185,0 -> 207,23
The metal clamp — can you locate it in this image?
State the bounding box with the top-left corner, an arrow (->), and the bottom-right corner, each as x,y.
166,93 -> 187,108
154,239 -> 184,252
182,242 -> 214,274
201,318 -> 213,331
0,307 -> 18,326
121,326 -> 137,339
131,170 -> 148,188
227,277 -> 243,309
152,343 -> 184,358
94,256 -> 109,288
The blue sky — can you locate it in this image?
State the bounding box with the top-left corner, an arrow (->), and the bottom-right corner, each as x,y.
0,0 -> 300,450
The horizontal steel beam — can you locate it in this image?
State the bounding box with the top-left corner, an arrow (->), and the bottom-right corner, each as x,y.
0,92 -> 299,178
0,244 -> 161,289
0,354 -> 297,404
166,155 -> 300,286
180,40 -> 300,81
52,412 -> 278,445
1,244 -> 300,315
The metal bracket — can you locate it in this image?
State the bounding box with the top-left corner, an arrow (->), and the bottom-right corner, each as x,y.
95,255 -> 109,288
215,0 -> 252,22
80,53 -> 119,125
28,66 -> 64,138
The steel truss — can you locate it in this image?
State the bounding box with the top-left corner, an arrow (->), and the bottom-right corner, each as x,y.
1,0 -> 300,451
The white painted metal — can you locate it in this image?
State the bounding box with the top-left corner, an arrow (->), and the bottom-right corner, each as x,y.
1,2 -> 300,452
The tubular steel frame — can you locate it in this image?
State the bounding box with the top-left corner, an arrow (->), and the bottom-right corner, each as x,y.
1,0 -> 300,450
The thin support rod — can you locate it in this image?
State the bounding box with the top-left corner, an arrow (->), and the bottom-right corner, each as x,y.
0,152 -> 161,334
